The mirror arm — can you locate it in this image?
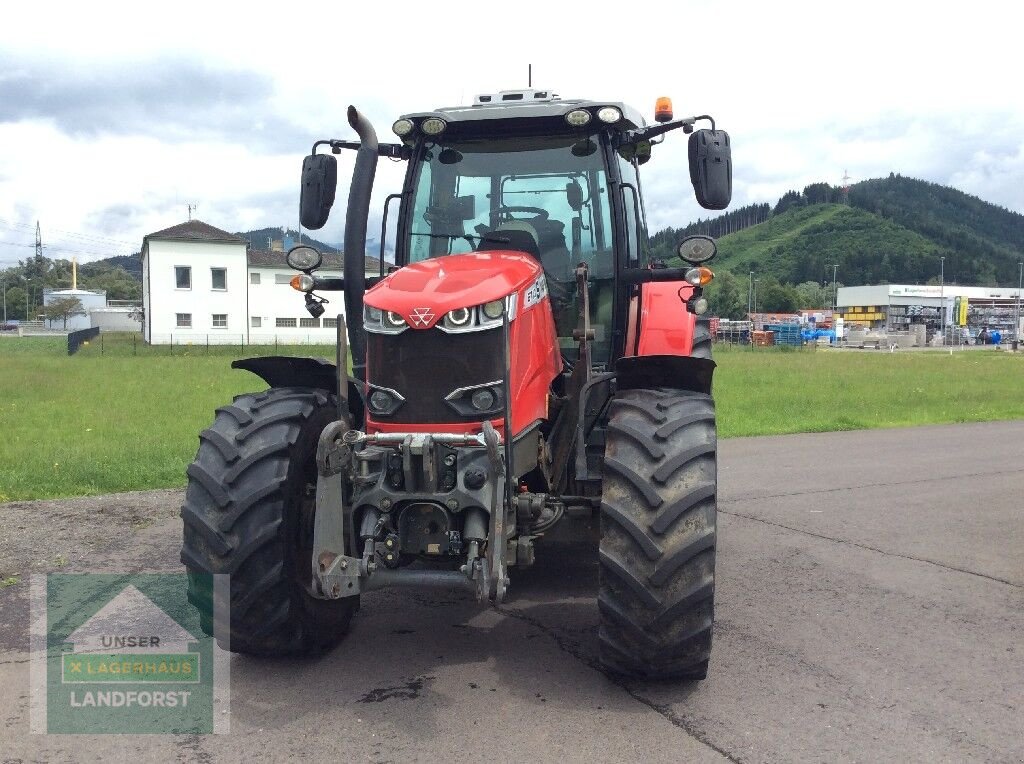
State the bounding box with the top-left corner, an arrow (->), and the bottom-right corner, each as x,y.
307,275 -> 386,292
311,139 -> 407,159
620,114 -> 716,146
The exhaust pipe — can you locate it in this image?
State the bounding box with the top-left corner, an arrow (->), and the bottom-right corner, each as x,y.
344,105 -> 378,381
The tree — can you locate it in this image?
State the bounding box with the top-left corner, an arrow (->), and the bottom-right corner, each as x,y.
706,270 -> 746,319
793,281 -> 830,309
3,286 -> 27,321
759,278 -> 799,313
43,296 -> 84,329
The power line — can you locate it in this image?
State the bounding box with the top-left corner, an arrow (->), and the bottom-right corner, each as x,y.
0,218 -> 135,247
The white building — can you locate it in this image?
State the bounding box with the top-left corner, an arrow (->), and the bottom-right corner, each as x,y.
141,220 -> 371,345
42,287 -> 106,331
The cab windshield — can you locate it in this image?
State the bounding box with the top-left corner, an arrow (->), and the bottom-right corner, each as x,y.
405,134 -> 617,355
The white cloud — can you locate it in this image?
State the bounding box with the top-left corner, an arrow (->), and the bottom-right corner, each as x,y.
1,0 -> 1022,266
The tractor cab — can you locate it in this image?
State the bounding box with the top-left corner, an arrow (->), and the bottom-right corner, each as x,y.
296,89 -> 731,378
395,94 -> 646,362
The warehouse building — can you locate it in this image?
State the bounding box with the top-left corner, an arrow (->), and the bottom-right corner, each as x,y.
836,283 -> 1023,341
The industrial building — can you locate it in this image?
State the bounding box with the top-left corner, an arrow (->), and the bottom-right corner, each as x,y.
836,283 -> 1023,343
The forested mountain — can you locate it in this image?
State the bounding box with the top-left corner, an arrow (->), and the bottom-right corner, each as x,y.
654,175 -> 1023,288
236,227 -> 339,254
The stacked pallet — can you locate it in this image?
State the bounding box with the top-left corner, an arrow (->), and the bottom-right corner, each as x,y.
764,323 -> 802,346
752,330 -> 775,346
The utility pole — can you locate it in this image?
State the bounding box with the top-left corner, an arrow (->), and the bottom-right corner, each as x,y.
940,256 -> 945,345
747,271 -> 753,318
2,277 -> 6,324
831,264 -> 839,312
753,279 -> 760,322
1016,261 -> 1022,349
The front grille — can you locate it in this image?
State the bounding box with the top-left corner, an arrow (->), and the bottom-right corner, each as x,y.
367,327 -> 505,423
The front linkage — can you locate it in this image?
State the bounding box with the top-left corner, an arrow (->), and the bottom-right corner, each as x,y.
310,421 -> 513,603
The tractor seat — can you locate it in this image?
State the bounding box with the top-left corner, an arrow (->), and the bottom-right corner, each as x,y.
484,221 -> 541,260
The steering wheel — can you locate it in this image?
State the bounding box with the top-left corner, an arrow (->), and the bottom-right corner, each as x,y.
494,206 -> 549,221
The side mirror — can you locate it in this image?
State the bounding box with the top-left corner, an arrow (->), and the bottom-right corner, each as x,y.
299,153 -> 338,230
566,181 -> 583,211
688,129 -> 732,210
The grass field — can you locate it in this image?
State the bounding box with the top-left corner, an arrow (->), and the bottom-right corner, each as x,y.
2,335 -> 1023,501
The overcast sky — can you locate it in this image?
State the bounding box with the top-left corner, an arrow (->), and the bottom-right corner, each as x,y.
1,0 -> 1022,267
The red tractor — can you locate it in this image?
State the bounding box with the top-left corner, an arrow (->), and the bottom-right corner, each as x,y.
182,90 -> 731,679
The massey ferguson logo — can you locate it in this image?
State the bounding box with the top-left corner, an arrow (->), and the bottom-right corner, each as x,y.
409,307 -> 435,327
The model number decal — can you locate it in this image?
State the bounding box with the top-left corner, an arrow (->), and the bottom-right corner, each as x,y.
523,275 -> 548,310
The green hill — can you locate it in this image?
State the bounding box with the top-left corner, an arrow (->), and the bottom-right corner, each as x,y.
655,175 -> 1024,288
711,203 -> 948,285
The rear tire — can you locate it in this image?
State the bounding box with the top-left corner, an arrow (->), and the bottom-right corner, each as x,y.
598,388 -> 717,680
181,387 -> 356,656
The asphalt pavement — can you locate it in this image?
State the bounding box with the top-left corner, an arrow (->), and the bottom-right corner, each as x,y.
2,421 -> 1022,762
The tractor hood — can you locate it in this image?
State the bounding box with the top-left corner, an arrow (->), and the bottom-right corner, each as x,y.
364,251 -> 543,330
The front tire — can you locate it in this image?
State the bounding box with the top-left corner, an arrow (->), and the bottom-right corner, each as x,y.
181,386 -> 356,656
598,388 -> 717,679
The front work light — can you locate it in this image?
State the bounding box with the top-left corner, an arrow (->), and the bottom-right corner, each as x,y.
565,109 -> 592,127
392,119 -> 414,137
596,106 -> 622,124
421,117 -> 447,135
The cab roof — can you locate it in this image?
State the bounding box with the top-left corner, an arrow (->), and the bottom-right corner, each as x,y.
397,89 -> 646,141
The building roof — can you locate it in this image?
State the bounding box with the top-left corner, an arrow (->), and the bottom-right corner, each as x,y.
144,220 -> 246,245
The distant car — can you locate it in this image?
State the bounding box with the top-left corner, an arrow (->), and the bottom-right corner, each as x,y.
1,323 -> 18,332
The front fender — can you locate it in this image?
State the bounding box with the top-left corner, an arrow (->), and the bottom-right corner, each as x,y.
232,356 -> 364,425
615,355 -> 715,395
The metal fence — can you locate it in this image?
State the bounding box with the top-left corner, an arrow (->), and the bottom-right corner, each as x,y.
73,332 -> 337,357
67,327 -> 100,355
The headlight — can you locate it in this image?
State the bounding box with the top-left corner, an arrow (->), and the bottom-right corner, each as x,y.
363,304 -> 407,334
366,385 -> 404,416
445,307 -> 472,329
481,300 -> 504,320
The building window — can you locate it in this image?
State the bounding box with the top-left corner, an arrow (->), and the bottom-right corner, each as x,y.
211,268 -> 227,290
300,317 -> 320,328
251,316 -> 262,328
276,318 -> 297,328
175,266 -> 191,289
323,317 -> 338,329
212,314 -> 228,328
176,313 -> 192,328
275,274 -> 292,285
250,272 -> 261,285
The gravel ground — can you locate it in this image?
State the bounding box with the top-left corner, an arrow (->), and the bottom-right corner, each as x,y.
0,488 -> 183,651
